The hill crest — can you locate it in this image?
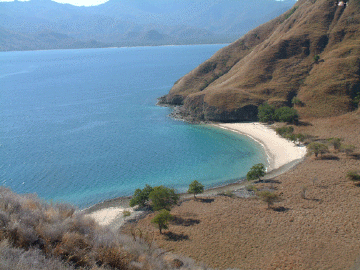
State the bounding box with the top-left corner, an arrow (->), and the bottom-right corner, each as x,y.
160,0 -> 360,122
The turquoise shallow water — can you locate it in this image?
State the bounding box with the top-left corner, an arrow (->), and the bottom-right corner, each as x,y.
0,45 -> 267,208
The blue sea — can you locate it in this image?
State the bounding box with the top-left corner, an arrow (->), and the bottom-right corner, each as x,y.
0,45 -> 267,208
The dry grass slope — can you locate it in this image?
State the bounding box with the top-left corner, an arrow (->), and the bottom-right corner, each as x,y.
162,0 -> 360,122
128,113 -> 360,269
0,188 -> 210,270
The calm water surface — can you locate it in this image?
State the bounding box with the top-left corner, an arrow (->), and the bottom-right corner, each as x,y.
0,45 -> 267,208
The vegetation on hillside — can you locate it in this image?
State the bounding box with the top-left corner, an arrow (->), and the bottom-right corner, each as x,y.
258,104 -> 299,124
0,187 -> 209,270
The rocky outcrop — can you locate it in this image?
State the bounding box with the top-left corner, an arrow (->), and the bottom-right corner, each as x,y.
160,0 -> 360,122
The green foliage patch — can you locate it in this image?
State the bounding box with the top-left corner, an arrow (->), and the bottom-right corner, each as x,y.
247,163 -> 266,182
188,180 -> 204,199
151,209 -> 173,234
148,186 -> 179,211
129,184 -> 154,208
258,104 -> 299,124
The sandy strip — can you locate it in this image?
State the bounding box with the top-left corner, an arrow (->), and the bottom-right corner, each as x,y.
88,122 -> 307,227
215,122 -> 307,171
87,207 -> 131,226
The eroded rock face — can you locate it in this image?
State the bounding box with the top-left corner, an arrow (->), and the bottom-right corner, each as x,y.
161,0 -> 360,122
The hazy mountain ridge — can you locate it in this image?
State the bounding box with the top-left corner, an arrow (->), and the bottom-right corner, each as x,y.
161,0 -> 360,122
0,0 -> 294,51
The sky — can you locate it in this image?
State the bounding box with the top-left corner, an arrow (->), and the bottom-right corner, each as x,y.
0,0 -> 109,6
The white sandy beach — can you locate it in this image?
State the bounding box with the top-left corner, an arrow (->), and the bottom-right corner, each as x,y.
88,122 -> 307,227
216,122 -> 307,171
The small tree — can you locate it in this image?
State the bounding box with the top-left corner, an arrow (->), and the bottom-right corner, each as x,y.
314,55 -> 320,63
341,144 -> 356,156
286,133 -> 297,144
129,184 -> 154,208
247,163 -> 266,182
291,97 -> 303,106
151,209 -> 173,234
149,186 -> 179,211
327,137 -> 342,151
258,103 -> 275,123
307,142 -> 329,158
257,190 -> 280,209
295,133 -> 307,145
188,180 -> 204,199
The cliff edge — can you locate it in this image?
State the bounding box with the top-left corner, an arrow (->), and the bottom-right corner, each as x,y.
160,0 -> 360,122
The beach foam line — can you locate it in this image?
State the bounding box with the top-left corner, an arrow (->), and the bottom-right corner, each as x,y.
214,123 -> 307,172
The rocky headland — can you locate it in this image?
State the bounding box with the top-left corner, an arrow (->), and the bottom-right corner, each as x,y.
159,0 -> 360,122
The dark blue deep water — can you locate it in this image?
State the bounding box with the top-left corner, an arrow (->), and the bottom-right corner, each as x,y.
0,45 -> 267,208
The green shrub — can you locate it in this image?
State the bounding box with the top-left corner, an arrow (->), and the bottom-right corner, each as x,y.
123,210 -> 131,217
327,137 -> 342,151
274,106 -> 299,124
275,126 -> 294,137
247,163 -> 266,182
257,190 -> 280,209
295,133 -> 308,144
341,144 -> 356,156
307,142 -> 329,158
314,55 -> 320,63
284,6 -> 298,20
291,97 -> 303,106
187,180 -> 204,199
347,171 -> 360,182
219,190 -> 235,198
151,210 -> 173,234
149,186 -> 179,211
258,103 -> 275,123
245,185 -> 258,192
129,184 -> 154,208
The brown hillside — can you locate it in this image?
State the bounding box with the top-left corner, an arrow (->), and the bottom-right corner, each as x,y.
160,0 -> 360,122
126,112 -> 360,269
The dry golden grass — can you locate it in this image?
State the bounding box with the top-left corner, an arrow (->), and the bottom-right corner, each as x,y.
126,113 -> 360,269
162,0 -> 360,122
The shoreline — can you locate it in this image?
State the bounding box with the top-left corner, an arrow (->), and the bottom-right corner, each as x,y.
85,122 -> 307,228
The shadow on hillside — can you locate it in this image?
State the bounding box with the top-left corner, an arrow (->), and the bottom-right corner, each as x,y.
198,198 -> 214,203
272,206 -> 290,212
305,197 -> 322,202
351,153 -> 360,160
297,121 -> 312,126
262,179 -> 282,184
171,216 -> 200,227
319,155 -> 340,160
164,232 -> 189,241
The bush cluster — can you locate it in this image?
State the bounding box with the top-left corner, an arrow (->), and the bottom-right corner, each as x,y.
258,103 -> 299,124
305,136 -> 356,159
275,126 -> 307,145
130,185 -> 179,211
0,187 -> 204,270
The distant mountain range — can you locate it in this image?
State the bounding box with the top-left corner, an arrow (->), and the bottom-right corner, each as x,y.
0,0 -> 295,51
